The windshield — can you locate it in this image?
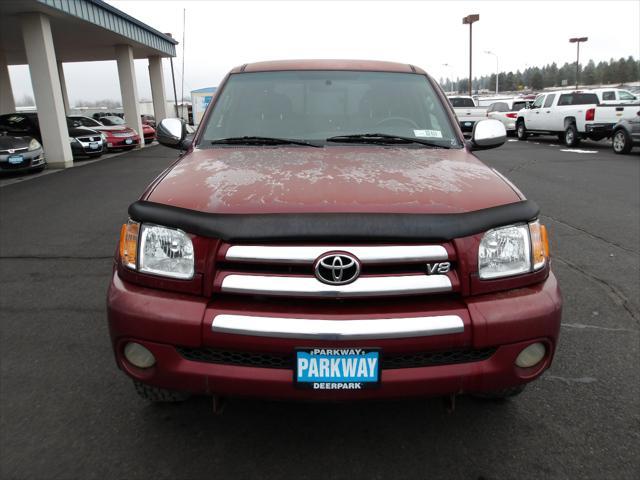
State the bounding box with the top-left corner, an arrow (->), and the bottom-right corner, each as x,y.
201,71 -> 461,147
101,116 -> 125,125
70,117 -> 101,128
449,97 -> 476,108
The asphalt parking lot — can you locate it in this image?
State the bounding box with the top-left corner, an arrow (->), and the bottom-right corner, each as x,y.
1,139 -> 638,480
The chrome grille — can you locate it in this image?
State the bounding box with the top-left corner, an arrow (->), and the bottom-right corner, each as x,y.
0,147 -> 28,154
216,243 -> 455,298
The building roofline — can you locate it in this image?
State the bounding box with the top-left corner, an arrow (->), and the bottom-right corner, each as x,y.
89,0 -> 178,45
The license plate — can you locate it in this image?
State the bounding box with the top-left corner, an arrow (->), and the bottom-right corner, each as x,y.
7,154 -> 24,164
295,348 -> 380,390
125,138 -> 133,145
89,142 -> 99,150
464,122 -> 472,126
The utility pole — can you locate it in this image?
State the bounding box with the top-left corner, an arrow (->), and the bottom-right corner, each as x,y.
485,50 -> 498,94
165,32 -> 179,117
569,37 -> 588,89
442,63 -> 454,93
462,14 -> 479,96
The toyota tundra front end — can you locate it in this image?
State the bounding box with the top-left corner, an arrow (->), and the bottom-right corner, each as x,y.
107,60 -> 562,404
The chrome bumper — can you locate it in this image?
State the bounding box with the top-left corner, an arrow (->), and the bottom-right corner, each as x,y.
211,314 -> 464,340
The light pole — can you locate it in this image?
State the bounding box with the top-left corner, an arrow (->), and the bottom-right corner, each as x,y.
462,14 -> 480,96
485,50 -> 498,94
442,63 -> 454,93
569,37 -> 588,89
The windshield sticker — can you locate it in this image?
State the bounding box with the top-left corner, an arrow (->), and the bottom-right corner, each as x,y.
414,129 -> 443,138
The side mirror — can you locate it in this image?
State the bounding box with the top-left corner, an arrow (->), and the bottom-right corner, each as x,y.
156,118 -> 188,149
469,119 -> 506,151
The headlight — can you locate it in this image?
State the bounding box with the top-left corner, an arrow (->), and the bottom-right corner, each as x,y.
28,138 -> 41,151
101,133 -> 107,142
119,221 -> 194,279
69,137 -> 78,143
478,221 -> 549,279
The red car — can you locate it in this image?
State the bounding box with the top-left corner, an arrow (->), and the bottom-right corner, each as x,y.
94,115 -> 140,150
107,60 -> 562,404
141,123 -> 155,144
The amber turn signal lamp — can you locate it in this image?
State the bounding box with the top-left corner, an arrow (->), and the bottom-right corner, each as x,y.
530,221 -> 549,270
119,221 -> 139,269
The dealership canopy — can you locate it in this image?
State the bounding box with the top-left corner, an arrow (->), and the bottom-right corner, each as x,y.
0,0 -> 178,168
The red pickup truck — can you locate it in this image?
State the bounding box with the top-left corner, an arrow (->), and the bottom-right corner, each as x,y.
107,60 -> 561,404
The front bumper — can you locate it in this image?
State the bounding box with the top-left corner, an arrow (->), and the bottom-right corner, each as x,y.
459,120 -> 476,132
107,271 -> 562,400
0,148 -> 46,171
107,135 -> 140,149
71,141 -> 104,157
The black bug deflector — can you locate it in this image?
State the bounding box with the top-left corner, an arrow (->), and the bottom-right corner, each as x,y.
128,200 -> 540,242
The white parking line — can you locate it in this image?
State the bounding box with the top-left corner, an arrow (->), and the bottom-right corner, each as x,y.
560,149 -> 599,154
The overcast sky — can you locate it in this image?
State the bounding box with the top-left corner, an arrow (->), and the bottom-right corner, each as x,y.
8,0 -> 640,104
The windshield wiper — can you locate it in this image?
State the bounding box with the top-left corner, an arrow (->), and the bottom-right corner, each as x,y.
211,136 -> 322,148
326,133 -> 450,148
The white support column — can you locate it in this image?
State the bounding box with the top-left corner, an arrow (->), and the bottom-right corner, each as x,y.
148,55 -> 167,121
115,44 -> 143,148
57,61 -> 70,114
21,13 -> 73,168
0,50 -> 16,114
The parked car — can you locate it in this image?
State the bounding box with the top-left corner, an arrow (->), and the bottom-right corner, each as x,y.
590,88 -> 637,105
0,113 -> 104,159
108,60 -> 561,405
447,96 -> 489,133
141,114 -> 156,128
95,116 -> 141,150
0,131 -> 46,173
516,90 -> 599,146
487,98 -> 534,134
611,111 -> 640,154
141,123 -> 156,144
583,102 -> 640,142
92,111 -> 124,120
70,114 -> 153,147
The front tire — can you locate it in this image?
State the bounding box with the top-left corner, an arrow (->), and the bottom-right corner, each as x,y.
133,380 -> 190,403
612,129 -> 632,154
516,120 -> 528,140
564,124 -> 581,147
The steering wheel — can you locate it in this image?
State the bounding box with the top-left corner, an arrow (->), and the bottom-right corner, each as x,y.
374,117 -> 421,129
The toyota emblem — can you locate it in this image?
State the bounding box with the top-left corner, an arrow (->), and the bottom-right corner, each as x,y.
314,252 -> 361,285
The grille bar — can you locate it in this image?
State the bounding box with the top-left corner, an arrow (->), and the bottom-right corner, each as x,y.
220,274 -> 452,298
225,245 -> 449,264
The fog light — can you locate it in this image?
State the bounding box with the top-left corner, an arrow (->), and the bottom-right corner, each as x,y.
515,342 -> 546,368
124,342 -> 156,369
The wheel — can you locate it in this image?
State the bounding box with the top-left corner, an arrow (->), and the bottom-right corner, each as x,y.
612,129 -> 632,154
133,380 -> 190,403
563,124 -> 581,147
516,120 -> 527,140
472,384 -> 526,400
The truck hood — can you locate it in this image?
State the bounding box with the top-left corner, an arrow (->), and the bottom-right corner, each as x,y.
146,146 -> 521,214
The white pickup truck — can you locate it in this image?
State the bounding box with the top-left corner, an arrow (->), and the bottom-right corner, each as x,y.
448,96 -> 488,133
516,90 -> 640,147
